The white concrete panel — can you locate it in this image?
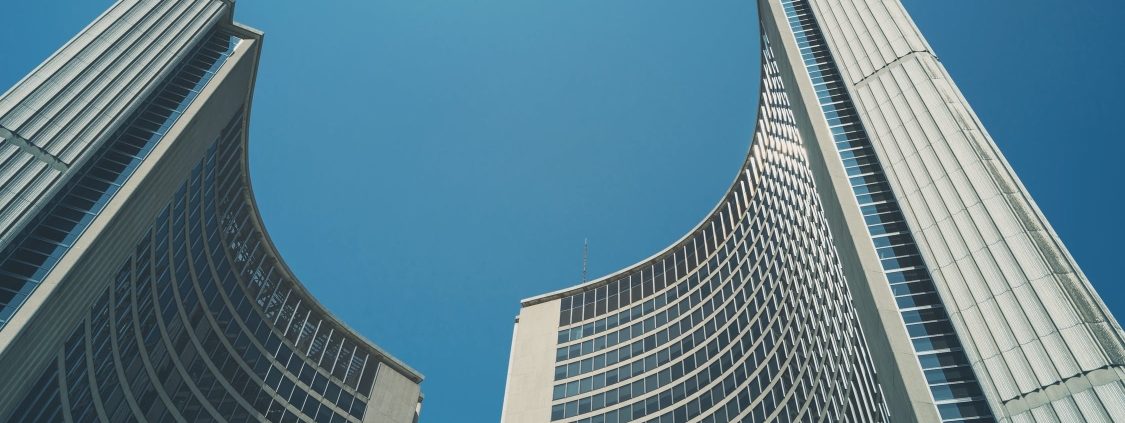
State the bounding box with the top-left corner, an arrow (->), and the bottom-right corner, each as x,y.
996,291 -> 1035,345
984,354 -> 1019,400
1072,389 -> 1112,422
1029,277 -> 1080,330
1013,280 -> 1057,338
1028,405 -> 1061,423
501,300 -> 560,423
1021,340 -> 1061,387
963,305 -> 999,359
365,363 -> 422,423
1059,326 -> 1104,373
1000,348 -> 1037,395
980,299 -> 1017,354
1040,332 -> 1081,379
1093,382 -> 1125,421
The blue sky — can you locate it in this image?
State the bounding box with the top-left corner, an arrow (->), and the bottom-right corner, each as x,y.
3,1 -> 1123,422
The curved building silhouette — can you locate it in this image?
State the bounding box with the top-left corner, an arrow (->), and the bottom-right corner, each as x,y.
0,1 -> 421,422
502,1 -> 1125,422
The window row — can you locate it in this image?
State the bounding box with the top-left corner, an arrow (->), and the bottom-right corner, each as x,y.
557,207 -> 765,362
555,220 -> 792,382
557,167 -> 813,364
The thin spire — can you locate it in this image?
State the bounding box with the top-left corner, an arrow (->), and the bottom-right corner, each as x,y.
582,238 -> 589,283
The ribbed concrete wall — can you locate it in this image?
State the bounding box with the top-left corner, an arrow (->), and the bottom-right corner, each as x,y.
0,0 -> 226,248
805,0 -> 1125,420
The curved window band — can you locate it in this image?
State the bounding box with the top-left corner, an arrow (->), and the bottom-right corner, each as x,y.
555,205 -> 766,378
556,194 -> 764,362
553,200 -> 786,395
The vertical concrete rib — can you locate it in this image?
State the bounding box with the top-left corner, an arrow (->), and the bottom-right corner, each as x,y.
803,0 -> 1125,420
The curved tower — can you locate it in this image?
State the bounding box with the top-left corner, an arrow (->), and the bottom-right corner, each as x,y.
502,19 -> 890,423
502,1 -> 1125,422
0,1 -> 422,422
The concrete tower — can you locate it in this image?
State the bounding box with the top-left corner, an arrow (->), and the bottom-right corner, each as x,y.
0,1 -> 422,422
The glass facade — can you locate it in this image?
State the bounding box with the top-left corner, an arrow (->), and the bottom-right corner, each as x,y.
8,111 -> 382,422
2,23 -> 391,417
778,0 -> 994,421
545,34 -> 889,423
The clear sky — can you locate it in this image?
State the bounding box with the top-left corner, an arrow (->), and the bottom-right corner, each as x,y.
3,1 -> 1123,422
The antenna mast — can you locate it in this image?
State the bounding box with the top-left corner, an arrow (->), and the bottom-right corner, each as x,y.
582,239 -> 589,283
